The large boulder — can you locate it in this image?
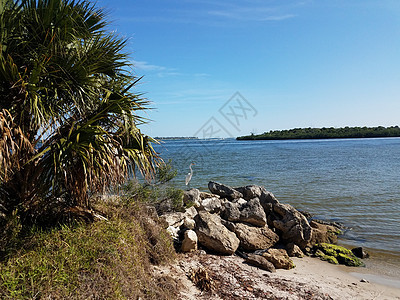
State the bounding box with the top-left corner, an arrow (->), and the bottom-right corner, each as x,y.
159,212 -> 185,229
199,191 -> 219,200
308,220 -> 340,246
262,248 -> 295,270
221,198 -> 266,227
245,254 -> 276,273
314,243 -> 364,267
259,190 -> 280,213
208,181 -> 243,200
183,188 -> 201,207
234,185 -> 279,208
227,222 -> 279,251
234,185 -> 265,200
272,203 -> 312,249
194,211 -> 240,255
198,197 -> 223,214
286,243 -> 304,258
181,230 -> 198,252
185,206 -> 198,219
160,206 -> 198,239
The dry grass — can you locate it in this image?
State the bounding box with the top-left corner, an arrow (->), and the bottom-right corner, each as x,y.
188,267 -> 214,292
0,197 -> 177,299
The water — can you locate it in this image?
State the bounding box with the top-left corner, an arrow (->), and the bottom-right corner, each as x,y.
154,137 -> 400,278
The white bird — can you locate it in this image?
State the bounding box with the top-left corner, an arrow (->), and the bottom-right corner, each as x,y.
185,163 -> 195,187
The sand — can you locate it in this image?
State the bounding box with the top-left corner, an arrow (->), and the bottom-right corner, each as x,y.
155,252 -> 400,299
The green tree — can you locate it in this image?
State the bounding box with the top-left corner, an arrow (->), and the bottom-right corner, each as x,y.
0,0 -> 159,223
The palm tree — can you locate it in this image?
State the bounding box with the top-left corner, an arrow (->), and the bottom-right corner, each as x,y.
0,0 -> 159,223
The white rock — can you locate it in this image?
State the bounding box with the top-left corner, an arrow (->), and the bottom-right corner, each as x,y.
184,206 -> 198,219
166,225 -> 180,240
181,230 -> 198,252
183,217 -> 196,230
199,197 -> 223,213
159,212 -> 185,228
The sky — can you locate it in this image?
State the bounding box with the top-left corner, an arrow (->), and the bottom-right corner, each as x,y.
96,0 -> 400,138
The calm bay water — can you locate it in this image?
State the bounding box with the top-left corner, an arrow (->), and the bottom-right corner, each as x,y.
154,137 -> 400,278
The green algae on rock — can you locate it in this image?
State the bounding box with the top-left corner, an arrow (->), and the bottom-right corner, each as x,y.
315,249 -> 339,265
314,243 -> 364,267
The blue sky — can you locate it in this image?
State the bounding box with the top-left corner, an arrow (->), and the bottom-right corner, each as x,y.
96,0 -> 400,138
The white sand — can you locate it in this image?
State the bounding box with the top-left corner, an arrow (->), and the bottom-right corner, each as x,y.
274,256 -> 400,300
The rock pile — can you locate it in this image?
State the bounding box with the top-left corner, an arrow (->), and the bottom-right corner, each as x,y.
159,181 -> 358,271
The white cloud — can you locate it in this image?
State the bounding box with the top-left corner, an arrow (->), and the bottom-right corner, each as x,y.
121,1 -> 305,25
207,4 -> 297,22
133,60 -> 166,71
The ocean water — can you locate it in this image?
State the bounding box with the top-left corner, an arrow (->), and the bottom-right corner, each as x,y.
154,137 -> 400,278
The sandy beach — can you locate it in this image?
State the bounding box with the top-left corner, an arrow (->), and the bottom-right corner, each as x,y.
156,252 -> 400,300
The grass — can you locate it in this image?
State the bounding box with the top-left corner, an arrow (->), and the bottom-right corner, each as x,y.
0,198 -> 178,299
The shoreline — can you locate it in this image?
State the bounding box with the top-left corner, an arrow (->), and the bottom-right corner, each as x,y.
277,256 -> 400,299
336,240 -> 400,283
166,253 -> 400,299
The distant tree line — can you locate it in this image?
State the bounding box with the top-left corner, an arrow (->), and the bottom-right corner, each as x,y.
237,126 -> 400,140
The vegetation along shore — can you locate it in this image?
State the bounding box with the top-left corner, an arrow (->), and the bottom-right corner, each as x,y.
237,126 -> 400,140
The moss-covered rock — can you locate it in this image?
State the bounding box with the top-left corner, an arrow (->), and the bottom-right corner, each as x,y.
315,249 -> 339,264
314,243 -> 364,267
322,255 -> 339,265
337,253 -> 364,267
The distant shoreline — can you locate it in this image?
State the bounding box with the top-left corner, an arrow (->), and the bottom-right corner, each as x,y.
155,136 -> 198,140
237,126 -> 400,140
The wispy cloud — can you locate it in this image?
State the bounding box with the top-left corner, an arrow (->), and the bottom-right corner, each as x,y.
208,9 -> 295,22
120,1 -> 307,25
133,60 -> 166,72
207,4 -> 297,22
132,60 -> 183,78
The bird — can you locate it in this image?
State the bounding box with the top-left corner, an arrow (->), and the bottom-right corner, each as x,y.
185,162 -> 195,188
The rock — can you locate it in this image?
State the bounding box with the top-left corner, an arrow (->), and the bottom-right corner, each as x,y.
360,279 -> 369,283
160,207 -> 197,239
272,203 -> 312,248
159,212 -> 185,229
232,198 -> 247,206
299,210 -> 313,220
194,211 -> 240,255
245,254 -> 276,273
315,249 -> 339,264
286,243 -> 304,258
351,247 -> 370,259
314,243 -> 364,267
337,253 -> 364,267
259,189 -> 280,208
183,217 -> 196,230
208,181 -> 243,201
228,222 -> 279,251
234,185 -> 265,200
166,225 -> 181,240
181,230 -> 198,252
185,206 -> 198,219
183,189 -> 201,207
239,198 -> 267,226
199,191 -> 219,199
222,198 -> 267,227
199,197 -> 223,214
309,220 -> 340,246
262,248 -> 295,270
